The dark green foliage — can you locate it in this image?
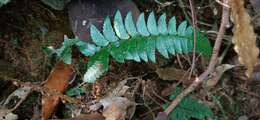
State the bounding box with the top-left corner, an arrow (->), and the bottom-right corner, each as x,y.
65,87 -> 85,96
0,0 -> 10,7
48,10 -> 212,83
164,87 -> 217,120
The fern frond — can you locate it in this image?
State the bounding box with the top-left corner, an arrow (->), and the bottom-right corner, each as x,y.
164,87 -> 217,120
83,11 -> 212,83
48,10 -> 212,83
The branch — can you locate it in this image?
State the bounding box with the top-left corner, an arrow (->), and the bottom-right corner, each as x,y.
156,0 -> 230,118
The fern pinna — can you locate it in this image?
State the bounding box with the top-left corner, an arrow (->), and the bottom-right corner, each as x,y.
48,11 -> 212,83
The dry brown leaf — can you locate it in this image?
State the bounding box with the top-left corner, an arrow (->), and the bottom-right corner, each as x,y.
230,0 -> 259,78
89,79 -> 136,120
205,64 -> 235,88
101,97 -> 135,120
155,67 -> 188,81
42,61 -> 75,120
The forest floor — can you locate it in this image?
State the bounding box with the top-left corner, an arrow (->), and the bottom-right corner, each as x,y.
0,0 -> 260,120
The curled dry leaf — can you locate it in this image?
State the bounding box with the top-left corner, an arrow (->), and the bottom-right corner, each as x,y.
205,64 -> 235,88
230,0 -> 259,78
42,61 -> 76,120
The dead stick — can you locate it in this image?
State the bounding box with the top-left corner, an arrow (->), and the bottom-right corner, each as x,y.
188,0 -> 197,79
162,0 -> 230,116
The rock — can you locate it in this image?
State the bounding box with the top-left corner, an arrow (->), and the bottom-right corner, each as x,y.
67,0 -> 140,42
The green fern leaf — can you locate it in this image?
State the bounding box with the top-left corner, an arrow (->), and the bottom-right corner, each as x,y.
125,12 -> 139,36
164,87 -> 217,120
136,13 -> 150,36
114,10 -> 130,39
165,38 -> 175,55
90,25 -> 109,46
168,16 -> 177,35
76,40 -> 100,56
83,11 -> 212,83
178,21 -> 188,36
103,17 -> 119,42
143,39 -> 156,63
178,21 -> 189,53
48,11 -> 212,83
56,36 -> 78,64
147,12 -> 159,35
158,13 -> 168,35
156,38 -> 169,58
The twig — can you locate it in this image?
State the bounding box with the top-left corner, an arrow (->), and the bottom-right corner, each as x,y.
177,0 -> 192,24
140,107 -> 161,118
215,0 -> 230,8
131,79 -> 142,97
154,0 -> 175,7
218,38 -> 232,64
176,55 -> 184,69
239,88 -> 260,100
142,83 -> 156,120
160,0 -> 230,117
188,0 -> 197,79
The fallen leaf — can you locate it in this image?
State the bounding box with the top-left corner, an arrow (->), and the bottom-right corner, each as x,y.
155,112 -> 168,120
89,79 -> 136,120
156,67 -> 188,81
101,97 -> 135,120
42,61 -> 75,120
230,0 -> 259,78
0,109 -> 18,120
3,86 -> 31,111
107,80 -> 129,97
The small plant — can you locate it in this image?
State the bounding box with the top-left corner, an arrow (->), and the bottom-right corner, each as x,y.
164,87 -> 217,120
47,10 -> 212,83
